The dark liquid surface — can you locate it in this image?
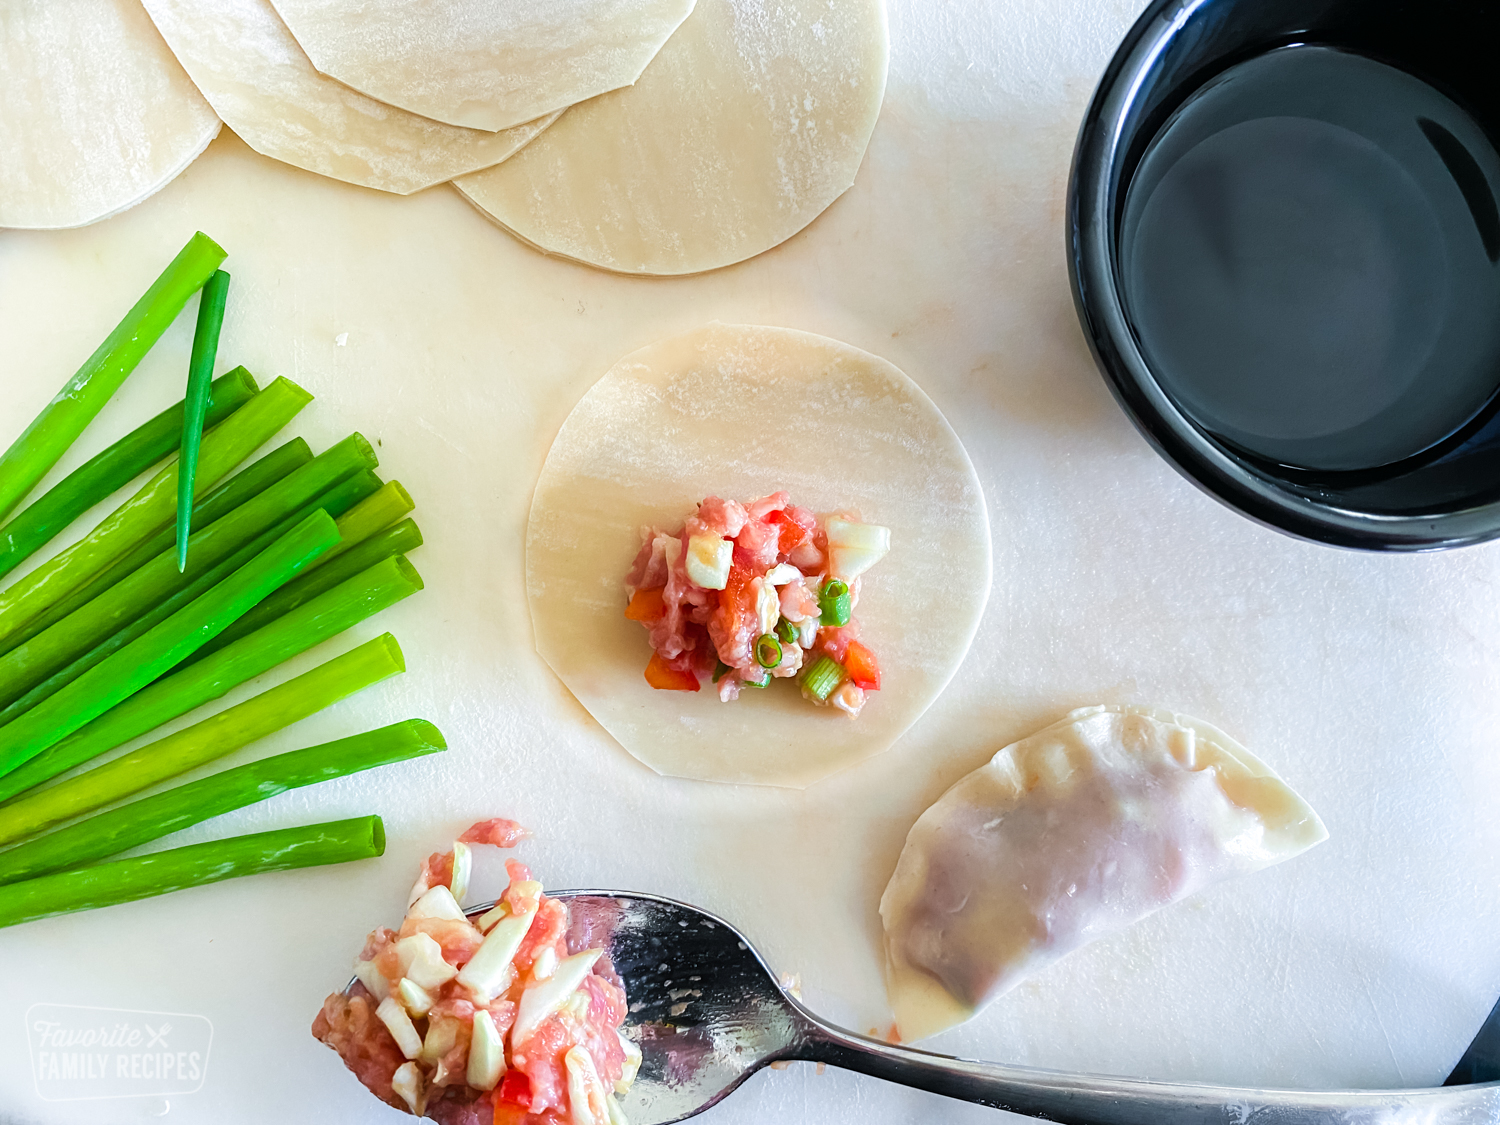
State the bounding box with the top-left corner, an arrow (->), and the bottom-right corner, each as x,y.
1120,46 -> 1500,473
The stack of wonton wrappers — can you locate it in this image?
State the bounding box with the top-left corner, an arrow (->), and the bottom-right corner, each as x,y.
0,0 -> 888,275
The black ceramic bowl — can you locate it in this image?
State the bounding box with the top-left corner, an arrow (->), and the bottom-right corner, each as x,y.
1068,0 -> 1500,550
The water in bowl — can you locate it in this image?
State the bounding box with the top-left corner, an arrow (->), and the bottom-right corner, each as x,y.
1119,44 -> 1500,473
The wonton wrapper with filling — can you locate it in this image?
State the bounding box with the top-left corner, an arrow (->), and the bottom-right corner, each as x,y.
880,705 -> 1329,1041
525,323 -> 990,788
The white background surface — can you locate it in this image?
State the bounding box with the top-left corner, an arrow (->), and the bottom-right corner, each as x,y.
3,0 -> 1500,1122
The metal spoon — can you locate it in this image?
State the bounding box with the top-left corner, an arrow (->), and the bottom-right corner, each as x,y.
542,891 -> 1500,1125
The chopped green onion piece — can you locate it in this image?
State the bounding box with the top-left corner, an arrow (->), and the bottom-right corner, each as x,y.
176,269 -> 232,572
742,667 -> 770,688
775,618 -> 796,645
818,578 -> 852,628
755,634 -> 782,668
801,655 -> 845,703
712,660 -> 730,684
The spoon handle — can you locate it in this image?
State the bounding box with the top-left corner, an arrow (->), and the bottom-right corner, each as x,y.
792,1015 -> 1500,1125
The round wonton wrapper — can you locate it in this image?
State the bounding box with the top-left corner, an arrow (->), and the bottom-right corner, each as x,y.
454,0 -> 888,276
526,323 -> 991,787
266,0 -> 696,134
140,0 -> 560,196
880,705 -> 1330,1041
0,0 -> 220,230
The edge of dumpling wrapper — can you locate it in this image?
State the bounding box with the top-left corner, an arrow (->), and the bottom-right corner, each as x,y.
879,704 -> 1329,1043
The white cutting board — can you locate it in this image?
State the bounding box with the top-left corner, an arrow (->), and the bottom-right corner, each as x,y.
3,0 -> 1499,1122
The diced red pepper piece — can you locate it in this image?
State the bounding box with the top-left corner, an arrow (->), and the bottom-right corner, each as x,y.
625,587 -> 666,621
767,509 -> 811,554
498,1070 -> 532,1108
645,652 -> 700,691
722,558 -> 753,600
844,639 -> 881,690
492,1102 -> 529,1125
715,559 -> 756,638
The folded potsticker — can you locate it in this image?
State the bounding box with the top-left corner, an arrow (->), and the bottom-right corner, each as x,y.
880,705 -> 1328,1041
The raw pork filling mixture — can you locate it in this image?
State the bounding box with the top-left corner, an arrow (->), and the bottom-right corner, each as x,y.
313,819 -> 640,1125
625,491 -> 890,716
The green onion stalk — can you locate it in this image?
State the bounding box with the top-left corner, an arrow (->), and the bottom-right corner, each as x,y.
0,368 -> 257,583
0,470 -> 383,724
41,435 -> 315,633
191,515 -> 420,665
0,437 -> 378,710
0,634 -> 406,848
315,481 -> 413,569
176,269 -> 233,572
0,816 -> 386,929
0,377 -> 312,652
0,718 -> 441,884
0,554 -> 424,803
0,233 -> 227,523
183,486 -> 416,666
0,509 -> 340,781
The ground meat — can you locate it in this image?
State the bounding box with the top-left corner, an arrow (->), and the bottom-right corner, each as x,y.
733,517 -> 779,572
457,819 -> 529,847
320,820 -> 634,1124
311,984 -> 406,1111
688,495 -> 748,538
425,1087 -> 492,1125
